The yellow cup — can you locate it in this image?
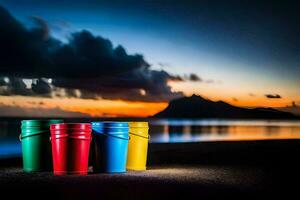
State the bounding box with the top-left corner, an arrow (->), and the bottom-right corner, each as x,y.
126,122 -> 149,171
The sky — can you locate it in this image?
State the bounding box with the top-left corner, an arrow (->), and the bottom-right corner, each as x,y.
0,0 -> 299,117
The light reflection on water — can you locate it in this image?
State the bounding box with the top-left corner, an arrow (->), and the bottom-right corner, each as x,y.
1,119 -> 300,158
0,121 -> 21,158
149,119 -> 300,143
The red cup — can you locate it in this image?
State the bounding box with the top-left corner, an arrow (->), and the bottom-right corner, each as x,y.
50,123 -> 92,175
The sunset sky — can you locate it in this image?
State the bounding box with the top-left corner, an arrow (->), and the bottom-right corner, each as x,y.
0,0 -> 299,117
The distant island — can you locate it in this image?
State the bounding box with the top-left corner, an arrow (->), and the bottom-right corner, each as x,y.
154,94 -> 297,119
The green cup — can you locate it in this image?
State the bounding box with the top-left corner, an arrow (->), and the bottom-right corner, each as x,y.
20,119 -> 63,172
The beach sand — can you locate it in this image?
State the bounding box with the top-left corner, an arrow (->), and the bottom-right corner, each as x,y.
0,140 -> 299,199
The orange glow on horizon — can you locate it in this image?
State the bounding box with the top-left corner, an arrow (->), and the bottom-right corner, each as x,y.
226,97 -> 293,108
168,81 -> 299,108
0,96 -> 168,117
1,79 -> 299,118
62,100 -> 168,117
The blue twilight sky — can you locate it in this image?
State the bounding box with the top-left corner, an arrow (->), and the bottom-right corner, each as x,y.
0,0 -> 299,105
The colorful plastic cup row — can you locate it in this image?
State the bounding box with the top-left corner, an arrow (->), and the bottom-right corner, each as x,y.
19,120 -> 149,175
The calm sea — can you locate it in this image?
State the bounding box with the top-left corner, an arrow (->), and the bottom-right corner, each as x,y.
1,119 -> 300,158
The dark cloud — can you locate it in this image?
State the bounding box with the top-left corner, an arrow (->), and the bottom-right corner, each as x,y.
189,73 -> 202,82
51,31 -> 151,78
265,94 -> 282,99
0,77 -> 52,96
31,79 -> 52,94
0,6 -> 185,101
30,16 -> 50,40
168,74 -> 184,81
8,78 -> 29,95
0,77 -> 32,96
168,73 -> 203,82
249,93 -> 255,97
179,74 -> 203,82
232,97 -> 238,102
0,6 -> 61,77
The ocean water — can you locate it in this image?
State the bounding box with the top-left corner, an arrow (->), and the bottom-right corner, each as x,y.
149,119 -> 300,143
1,119 -> 300,158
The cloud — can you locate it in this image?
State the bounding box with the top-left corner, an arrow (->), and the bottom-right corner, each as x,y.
232,97 -> 238,102
189,73 -> 202,81
0,77 -> 52,97
0,6 -> 61,77
249,93 -> 255,97
168,74 -> 184,81
265,94 -> 282,99
0,103 -> 88,117
30,16 -> 50,40
31,79 -> 52,94
0,77 -> 32,96
0,6 -> 185,102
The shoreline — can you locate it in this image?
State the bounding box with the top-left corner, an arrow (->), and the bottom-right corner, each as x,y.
2,139 -> 300,165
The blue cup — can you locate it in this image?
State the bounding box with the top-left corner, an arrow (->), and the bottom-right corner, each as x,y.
92,122 -> 129,173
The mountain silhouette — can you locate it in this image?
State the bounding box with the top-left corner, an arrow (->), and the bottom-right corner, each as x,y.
154,94 -> 296,119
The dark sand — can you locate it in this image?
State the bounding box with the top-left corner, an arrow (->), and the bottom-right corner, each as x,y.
1,140 -> 300,199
